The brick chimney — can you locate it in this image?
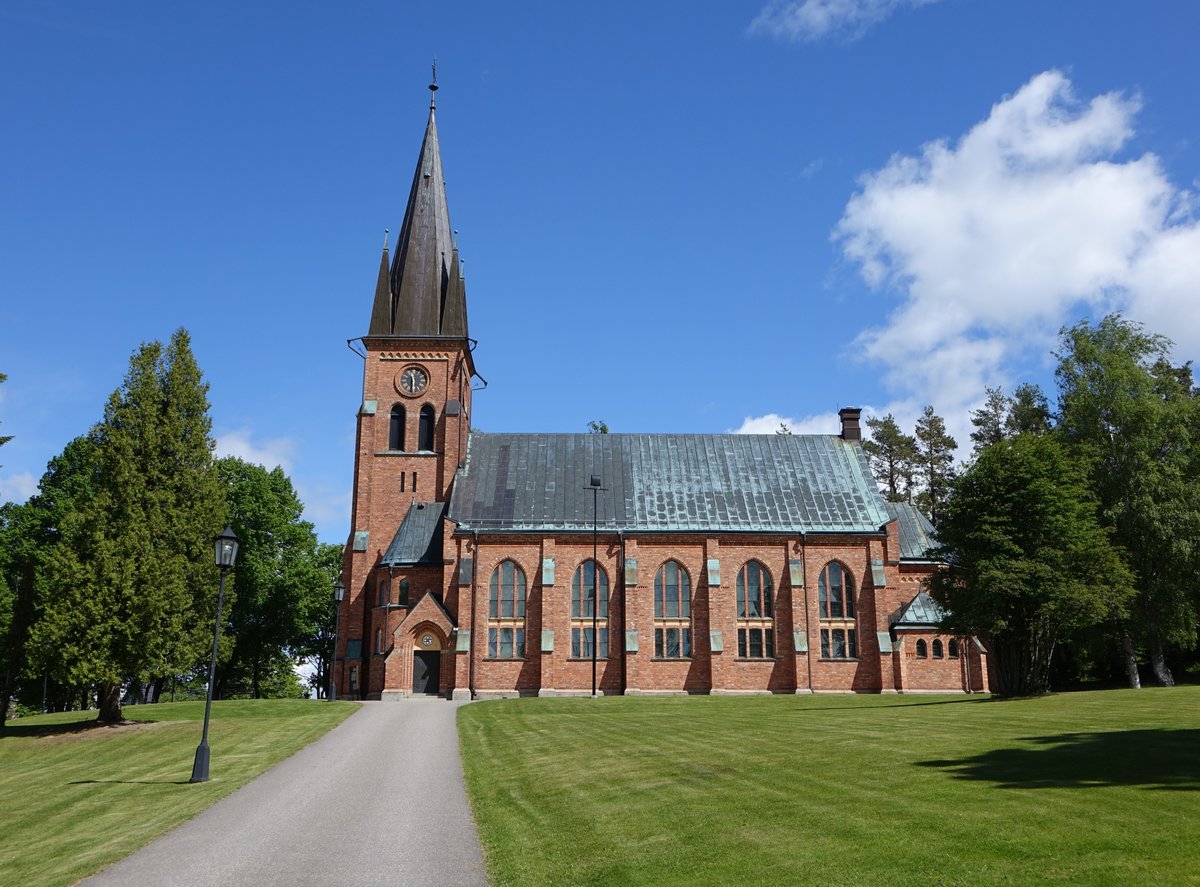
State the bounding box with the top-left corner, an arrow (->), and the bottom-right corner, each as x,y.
839,407 -> 862,441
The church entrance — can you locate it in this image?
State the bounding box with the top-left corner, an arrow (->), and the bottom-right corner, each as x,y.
412,650 -> 441,695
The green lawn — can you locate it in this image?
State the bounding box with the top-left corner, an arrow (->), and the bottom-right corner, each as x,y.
0,698 -> 358,887
459,688 -> 1200,887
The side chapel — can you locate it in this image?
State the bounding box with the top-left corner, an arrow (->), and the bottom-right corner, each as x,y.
334,85 -> 990,700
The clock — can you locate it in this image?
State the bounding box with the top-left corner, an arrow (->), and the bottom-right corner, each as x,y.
397,366 -> 428,396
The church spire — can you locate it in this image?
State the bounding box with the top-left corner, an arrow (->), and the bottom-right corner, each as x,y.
370,79 -> 466,338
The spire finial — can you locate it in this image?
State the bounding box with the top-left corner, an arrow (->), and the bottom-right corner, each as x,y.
429,58 -> 438,108
383,228 -> 389,251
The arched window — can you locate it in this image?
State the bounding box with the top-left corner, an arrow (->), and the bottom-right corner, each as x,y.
571,560 -> 609,658
418,405 -> 435,451
948,638 -> 960,659
916,639 -> 928,659
818,562 -> 857,660
389,405 -> 405,451
378,577 -> 390,607
736,561 -> 774,658
932,639 -> 944,659
398,578 -> 410,605
487,560 -> 526,658
654,560 -> 692,658
375,628 -> 384,655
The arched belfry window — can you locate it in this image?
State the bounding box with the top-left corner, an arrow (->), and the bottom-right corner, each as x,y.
389,405 -> 405,451
418,405 -> 435,451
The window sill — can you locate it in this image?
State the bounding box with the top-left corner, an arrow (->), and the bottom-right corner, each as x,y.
651,657 -> 693,662
567,657 -> 611,662
735,657 -> 777,662
484,657 -> 525,662
818,657 -> 860,663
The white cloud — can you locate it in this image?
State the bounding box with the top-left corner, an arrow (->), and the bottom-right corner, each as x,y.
835,70 -> 1200,428
731,409 -> 865,435
214,429 -> 297,473
749,0 -> 941,42
0,471 -> 38,503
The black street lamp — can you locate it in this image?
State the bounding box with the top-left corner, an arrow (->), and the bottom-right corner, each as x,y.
190,526 -> 239,784
329,578 -> 345,702
589,474 -> 602,699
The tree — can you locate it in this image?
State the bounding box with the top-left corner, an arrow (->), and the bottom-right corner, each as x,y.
862,414 -> 917,503
969,387 -> 1010,455
216,457 -> 337,698
587,420 -> 609,434
0,434 -> 100,724
913,406 -> 958,525
775,422 -> 792,435
929,433 -> 1133,697
1006,383 -> 1052,437
0,373 -> 11,454
31,330 -> 225,722
293,542 -> 345,699
1055,315 -> 1200,687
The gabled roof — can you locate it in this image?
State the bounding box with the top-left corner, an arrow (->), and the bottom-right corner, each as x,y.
381,501 -> 446,566
884,501 -> 939,560
891,591 -> 946,629
448,432 -> 892,534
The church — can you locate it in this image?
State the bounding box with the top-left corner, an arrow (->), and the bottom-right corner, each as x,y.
333,84 -> 989,700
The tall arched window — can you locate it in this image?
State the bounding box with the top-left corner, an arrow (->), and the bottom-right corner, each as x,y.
736,561 -> 774,658
932,639 -> 944,659
571,560 -> 609,658
378,577 -> 390,607
418,405 -> 435,451
389,405 -> 405,451
654,560 -> 691,658
398,578 -> 410,605
487,560 -> 526,658
818,562 -> 858,660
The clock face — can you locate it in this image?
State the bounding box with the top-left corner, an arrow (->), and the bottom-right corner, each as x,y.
397,366 -> 428,396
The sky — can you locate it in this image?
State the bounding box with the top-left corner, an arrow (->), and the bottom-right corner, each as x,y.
2,1 -> 1198,544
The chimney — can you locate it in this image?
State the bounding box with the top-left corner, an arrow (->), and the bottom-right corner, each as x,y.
839,407 -> 862,441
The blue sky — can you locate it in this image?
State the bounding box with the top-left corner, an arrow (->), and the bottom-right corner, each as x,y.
2,1 -> 1198,543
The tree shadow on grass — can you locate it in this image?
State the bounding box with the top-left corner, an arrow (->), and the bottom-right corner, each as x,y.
919,729 -> 1200,790
68,779 -> 192,786
0,719 -> 158,739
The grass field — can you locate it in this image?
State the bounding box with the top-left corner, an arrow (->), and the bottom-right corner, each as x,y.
0,698 -> 358,887
459,687 -> 1200,887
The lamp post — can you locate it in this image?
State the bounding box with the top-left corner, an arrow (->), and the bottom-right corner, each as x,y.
589,474 -> 601,699
329,578 -> 345,701
190,526 -> 239,784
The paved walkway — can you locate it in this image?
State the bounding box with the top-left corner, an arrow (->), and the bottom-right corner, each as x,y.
83,699 -> 487,887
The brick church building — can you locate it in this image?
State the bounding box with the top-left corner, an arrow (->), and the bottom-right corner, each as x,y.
333,86 -> 989,700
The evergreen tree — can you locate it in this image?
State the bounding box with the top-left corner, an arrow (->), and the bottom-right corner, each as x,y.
862,414 -> 917,503
969,387 -> 1010,456
217,457 -> 336,698
31,330 -> 225,722
1055,315 -> 1200,687
1006,383 -> 1053,436
913,406 -> 957,525
930,433 -> 1133,696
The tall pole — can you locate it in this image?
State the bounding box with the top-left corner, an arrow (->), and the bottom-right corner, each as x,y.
190,566 -> 228,783
329,599 -> 341,702
591,476 -> 600,698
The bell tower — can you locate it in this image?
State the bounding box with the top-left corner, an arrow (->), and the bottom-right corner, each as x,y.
337,80 -> 476,698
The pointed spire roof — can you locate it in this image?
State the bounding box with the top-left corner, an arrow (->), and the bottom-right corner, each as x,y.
368,232 -> 392,336
368,80 -> 468,339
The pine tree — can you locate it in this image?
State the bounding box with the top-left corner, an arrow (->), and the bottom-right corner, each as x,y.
913,405 -> 957,525
862,414 -> 917,503
1006,382 -> 1052,436
969,387 -> 1009,455
32,330 -> 225,722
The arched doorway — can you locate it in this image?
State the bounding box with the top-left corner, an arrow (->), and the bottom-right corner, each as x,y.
412,628 -> 443,695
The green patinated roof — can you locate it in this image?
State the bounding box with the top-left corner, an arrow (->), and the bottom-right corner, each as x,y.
381,501 -> 445,566
884,501 -> 939,560
891,591 -> 946,629
448,432 -> 891,534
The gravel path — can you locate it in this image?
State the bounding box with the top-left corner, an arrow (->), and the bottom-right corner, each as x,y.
82,699 -> 487,886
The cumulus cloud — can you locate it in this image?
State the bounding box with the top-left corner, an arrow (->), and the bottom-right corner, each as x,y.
749,0 -> 941,42
835,70 -> 1200,422
0,471 -> 38,503
731,409 -> 872,435
214,429 -> 297,473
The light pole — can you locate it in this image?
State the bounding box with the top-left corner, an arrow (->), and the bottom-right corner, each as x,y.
329,578 -> 345,701
190,526 -> 239,784
589,474 -> 601,698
